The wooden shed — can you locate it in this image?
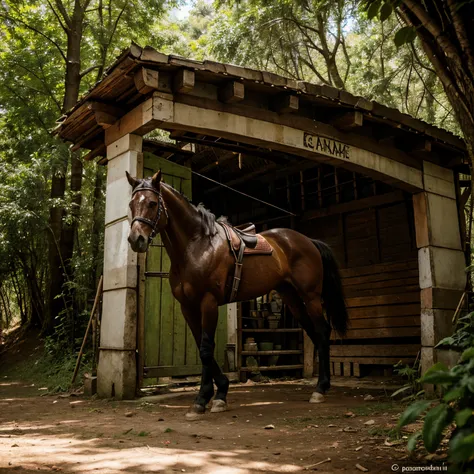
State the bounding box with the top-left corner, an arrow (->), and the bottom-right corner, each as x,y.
56,44 -> 469,399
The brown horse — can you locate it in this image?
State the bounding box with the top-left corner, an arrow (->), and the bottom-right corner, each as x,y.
126,170 -> 348,419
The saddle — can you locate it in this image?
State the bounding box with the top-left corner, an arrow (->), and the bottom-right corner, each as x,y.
219,222 -> 273,303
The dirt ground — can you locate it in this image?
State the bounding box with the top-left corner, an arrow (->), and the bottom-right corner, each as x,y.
0,372 -> 441,474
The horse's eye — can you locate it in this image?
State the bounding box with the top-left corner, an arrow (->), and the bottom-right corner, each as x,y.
148,201 -> 157,208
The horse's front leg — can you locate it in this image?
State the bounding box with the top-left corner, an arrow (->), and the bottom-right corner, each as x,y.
181,295 -> 229,419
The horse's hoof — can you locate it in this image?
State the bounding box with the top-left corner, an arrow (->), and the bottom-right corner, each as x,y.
309,392 -> 325,404
210,399 -> 227,413
185,404 -> 205,420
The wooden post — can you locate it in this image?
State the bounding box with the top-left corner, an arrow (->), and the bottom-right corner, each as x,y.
303,331 -> 314,378
71,275 -> 103,385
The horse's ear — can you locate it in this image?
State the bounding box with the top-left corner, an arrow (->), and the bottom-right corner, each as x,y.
151,169 -> 162,189
126,171 -> 139,188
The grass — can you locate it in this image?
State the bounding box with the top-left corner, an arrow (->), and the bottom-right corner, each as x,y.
368,426 -> 400,439
0,331 -> 92,393
351,402 -> 396,417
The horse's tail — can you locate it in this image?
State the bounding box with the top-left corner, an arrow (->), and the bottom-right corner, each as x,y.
312,240 -> 348,337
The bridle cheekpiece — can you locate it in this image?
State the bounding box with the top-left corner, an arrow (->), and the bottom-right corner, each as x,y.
131,182 -> 167,243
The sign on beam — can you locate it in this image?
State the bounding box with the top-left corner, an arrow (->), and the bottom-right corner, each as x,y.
303,132 -> 350,161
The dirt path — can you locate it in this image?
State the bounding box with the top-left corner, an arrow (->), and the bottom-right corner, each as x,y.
0,376 -> 420,474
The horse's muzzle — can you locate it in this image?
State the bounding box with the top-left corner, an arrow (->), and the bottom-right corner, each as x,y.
128,233 -> 148,253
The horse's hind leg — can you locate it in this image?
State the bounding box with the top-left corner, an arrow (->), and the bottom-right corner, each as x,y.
277,284 -> 331,403
303,298 -> 331,402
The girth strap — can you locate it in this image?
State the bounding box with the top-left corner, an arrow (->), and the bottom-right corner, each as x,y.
220,222 -> 246,303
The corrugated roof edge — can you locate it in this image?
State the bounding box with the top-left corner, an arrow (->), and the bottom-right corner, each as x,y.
55,43 -> 466,152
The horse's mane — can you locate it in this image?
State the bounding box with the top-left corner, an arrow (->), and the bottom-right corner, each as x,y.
158,180 -> 227,237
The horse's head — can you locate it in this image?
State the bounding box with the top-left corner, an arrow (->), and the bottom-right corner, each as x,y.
126,169 -> 164,253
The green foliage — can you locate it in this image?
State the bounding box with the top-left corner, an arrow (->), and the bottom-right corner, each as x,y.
0,0 -> 171,345
394,26 -> 417,48
391,357 -> 424,401
397,400 -> 431,427
398,311 -> 474,469
1,344 -> 91,392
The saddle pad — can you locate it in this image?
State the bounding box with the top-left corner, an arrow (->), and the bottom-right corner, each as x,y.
220,222 -> 273,255
243,234 -> 273,255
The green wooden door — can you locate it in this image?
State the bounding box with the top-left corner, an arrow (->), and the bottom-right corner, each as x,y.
141,153 -> 227,382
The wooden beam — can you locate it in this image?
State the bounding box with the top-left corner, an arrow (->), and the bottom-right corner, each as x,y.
378,135 -> 397,147
134,67 -> 159,94
83,144 -> 106,161
301,190 -> 405,221
218,81 -> 244,104
331,356 -> 415,365
272,93 -> 298,114
169,130 -> 187,140
410,139 -> 432,159
303,331 -> 314,378
173,69 -> 195,94
330,344 -> 420,357
205,163 -> 278,194
163,98 -> 423,191
197,151 -> 237,173
413,139 -> 432,154
167,133 -> 291,165
93,111 -> 118,128
71,126 -> 102,152
105,93 -> 172,146
331,326 -> 421,340
86,101 -> 123,117
331,111 -> 363,130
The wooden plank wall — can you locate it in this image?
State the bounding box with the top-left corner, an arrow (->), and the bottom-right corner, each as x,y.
300,197 -> 420,375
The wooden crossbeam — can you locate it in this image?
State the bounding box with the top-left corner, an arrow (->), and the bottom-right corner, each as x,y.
218,81 -> 244,104
173,69 -> 195,94
134,67 -> 159,94
86,101 -> 124,129
412,139 -> 432,153
272,93 -> 298,114
86,101 -> 123,116
378,135 -> 397,147
206,162 -> 278,192
83,144 -> 106,161
331,111 -> 363,130
167,133 -> 291,165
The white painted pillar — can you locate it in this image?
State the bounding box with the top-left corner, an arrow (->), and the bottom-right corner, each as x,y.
413,161 -> 466,374
97,134 -> 143,399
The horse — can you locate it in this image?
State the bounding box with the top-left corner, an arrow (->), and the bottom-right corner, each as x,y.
126,169 -> 348,419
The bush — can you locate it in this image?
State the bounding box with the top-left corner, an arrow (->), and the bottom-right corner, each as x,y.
397,311 -> 474,472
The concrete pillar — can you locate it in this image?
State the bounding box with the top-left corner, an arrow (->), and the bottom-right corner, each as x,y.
97,134 -> 143,399
413,161 -> 466,374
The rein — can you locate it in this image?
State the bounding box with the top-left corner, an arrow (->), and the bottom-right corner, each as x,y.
131,185 -> 168,242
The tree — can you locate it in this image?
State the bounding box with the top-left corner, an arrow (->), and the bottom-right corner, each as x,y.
206,0 -> 458,134
211,0 -> 355,87
361,0 -> 474,164
0,0 -> 172,337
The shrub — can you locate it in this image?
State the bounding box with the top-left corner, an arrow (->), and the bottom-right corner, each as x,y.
397,311 -> 474,471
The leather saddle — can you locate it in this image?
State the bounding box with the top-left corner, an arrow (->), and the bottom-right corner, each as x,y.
234,222 -> 257,248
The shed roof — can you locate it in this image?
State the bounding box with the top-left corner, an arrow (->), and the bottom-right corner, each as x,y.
55,43 -> 466,163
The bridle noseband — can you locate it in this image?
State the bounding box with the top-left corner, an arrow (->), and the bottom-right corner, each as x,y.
131,184 -> 168,243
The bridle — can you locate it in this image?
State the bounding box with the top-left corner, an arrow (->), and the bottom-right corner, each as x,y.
130,184 -> 168,243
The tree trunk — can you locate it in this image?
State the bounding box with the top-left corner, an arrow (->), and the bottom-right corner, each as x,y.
46,158 -> 68,334
90,163 -> 105,286
45,7 -> 85,334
